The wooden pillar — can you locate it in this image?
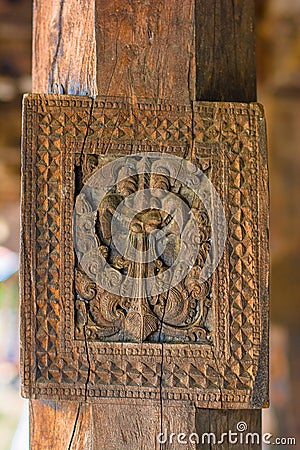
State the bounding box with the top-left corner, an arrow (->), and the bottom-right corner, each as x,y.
194,4 -> 261,449
29,1 -> 263,448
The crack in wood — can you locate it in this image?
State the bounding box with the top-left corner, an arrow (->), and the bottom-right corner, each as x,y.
49,0 -> 65,94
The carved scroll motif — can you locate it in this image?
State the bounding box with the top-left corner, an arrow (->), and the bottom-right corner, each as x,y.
74,154 -> 212,344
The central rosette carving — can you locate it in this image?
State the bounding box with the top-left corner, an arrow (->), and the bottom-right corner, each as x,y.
130,209 -> 162,234
74,154 -> 213,343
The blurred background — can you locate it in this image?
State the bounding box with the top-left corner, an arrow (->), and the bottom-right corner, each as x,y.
0,0 -> 299,448
0,1 -> 31,449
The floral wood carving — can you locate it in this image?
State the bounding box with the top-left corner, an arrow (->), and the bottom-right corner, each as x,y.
20,94 -> 269,408
74,154 -> 212,344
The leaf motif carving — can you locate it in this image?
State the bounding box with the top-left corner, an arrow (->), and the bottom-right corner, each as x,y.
74,154 -> 212,343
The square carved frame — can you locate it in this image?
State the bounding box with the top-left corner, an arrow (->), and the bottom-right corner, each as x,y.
21,94 -> 269,408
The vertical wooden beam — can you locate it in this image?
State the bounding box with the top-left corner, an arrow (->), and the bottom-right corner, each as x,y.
195,1 -> 261,448
31,2 -> 197,448
32,0 -> 97,96
95,0 -> 195,102
30,1 -> 263,449
195,0 -> 256,102
31,1 -> 97,448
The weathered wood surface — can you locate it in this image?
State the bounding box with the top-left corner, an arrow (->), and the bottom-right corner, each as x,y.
29,0 -> 264,449
195,409 -> 262,450
96,0 -> 195,102
32,0 -> 97,96
21,93 -> 268,408
195,0 -> 256,102
31,401 -> 262,449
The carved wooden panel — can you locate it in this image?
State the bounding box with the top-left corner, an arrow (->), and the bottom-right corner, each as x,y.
20,94 -> 269,408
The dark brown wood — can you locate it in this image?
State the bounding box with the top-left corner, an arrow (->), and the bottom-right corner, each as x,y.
194,1 -> 262,443
195,0 -> 256,102
28,0 -> 267,448
21,94 -> 268,409
195,409 -> 262,449
30,401 -> 92,450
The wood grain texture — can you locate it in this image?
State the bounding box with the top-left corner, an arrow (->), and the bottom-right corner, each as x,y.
195,0 -> 256,102
96,0 -> 196,102
30,401 -> 93,450
92,401 -> 192,449
29,0 -> 264,448
32,0 -> 97,96
195,409 -> 262,449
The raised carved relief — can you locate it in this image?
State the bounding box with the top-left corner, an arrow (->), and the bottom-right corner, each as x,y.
20,94 -> 269,408
74,154 -> 212,344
